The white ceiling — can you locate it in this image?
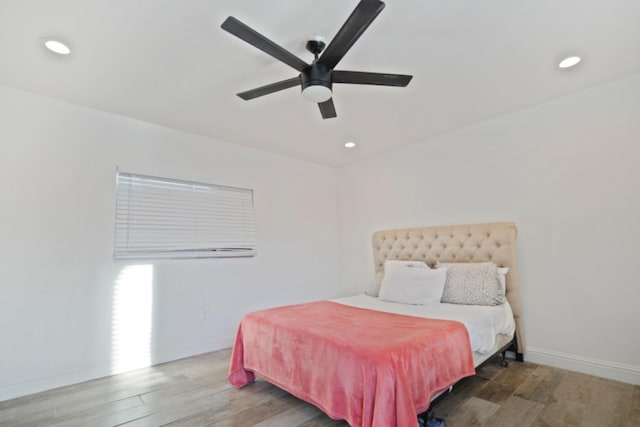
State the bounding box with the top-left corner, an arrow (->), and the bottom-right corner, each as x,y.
1,0 -> 639,166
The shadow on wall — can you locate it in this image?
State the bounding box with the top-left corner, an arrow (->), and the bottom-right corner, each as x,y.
111,264 -> 154,375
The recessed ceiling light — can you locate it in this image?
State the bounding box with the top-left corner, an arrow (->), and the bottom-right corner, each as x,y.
44,39 -> 71,55
344,141 -> 356,148
558,56 -> 581,69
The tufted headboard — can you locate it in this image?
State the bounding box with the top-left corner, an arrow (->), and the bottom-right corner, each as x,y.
372,222 -> 525,354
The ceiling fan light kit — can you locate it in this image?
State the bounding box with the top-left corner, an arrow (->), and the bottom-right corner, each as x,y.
221,0 -> 412,119
300,58 -> 332,103
302,84 -> 332,103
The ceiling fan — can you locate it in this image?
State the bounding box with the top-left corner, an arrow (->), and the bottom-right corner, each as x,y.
221,0 -> 413,119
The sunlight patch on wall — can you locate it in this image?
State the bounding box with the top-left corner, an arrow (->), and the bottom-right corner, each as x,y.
111,264 -> 153,374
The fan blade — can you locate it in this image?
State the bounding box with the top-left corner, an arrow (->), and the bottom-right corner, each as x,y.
318,98 -> 337,119
317,0 -> 385,70
237,77 -> 301,100
221,17 -> 309,72
332,70 -> 412,86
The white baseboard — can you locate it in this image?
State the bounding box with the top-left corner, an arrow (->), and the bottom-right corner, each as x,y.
526,346 -> 640,385
0,336 -> 234,402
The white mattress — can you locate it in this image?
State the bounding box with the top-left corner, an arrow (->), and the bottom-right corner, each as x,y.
332,294 -> 515,356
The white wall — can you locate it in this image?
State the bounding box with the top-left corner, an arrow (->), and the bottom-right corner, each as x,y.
2,72 -> 640,401
0,84 -> 342,400
337,74 -> 640,384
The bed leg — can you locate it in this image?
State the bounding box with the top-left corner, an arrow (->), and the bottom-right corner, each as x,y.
418,409 -> 447,427
500,350 -> 509,367
506,337 -> 524,363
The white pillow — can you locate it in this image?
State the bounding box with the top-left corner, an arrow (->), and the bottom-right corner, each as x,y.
498,267 -> 509,295
384,260 -> 428,269
364,260 -> 428,297
378,263 -> 447,305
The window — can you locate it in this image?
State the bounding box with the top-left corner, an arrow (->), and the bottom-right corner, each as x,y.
114,170 -> 256,260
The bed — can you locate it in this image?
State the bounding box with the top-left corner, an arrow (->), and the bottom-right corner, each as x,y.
229,222 -> 526,427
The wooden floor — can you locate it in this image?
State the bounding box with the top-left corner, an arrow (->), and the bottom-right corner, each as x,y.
1,349 -> 638,427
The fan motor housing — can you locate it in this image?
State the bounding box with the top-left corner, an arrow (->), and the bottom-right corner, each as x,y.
301,63 -> 332,91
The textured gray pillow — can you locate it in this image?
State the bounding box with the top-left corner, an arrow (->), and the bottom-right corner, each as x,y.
438,262 -> 505,306
365,271 -> 384,296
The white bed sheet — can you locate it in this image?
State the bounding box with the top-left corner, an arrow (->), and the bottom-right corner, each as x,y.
332,294 -> 515,355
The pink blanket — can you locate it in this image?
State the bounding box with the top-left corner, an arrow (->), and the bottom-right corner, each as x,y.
229,301 -> 475,427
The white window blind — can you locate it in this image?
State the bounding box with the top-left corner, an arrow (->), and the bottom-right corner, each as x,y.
114,171 -> 256,260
